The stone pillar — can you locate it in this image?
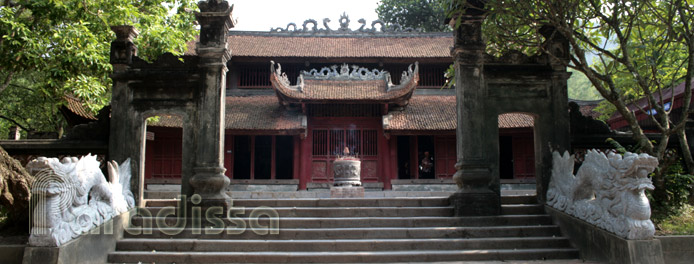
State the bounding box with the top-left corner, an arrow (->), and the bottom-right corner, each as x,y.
188,0 -> 234,209
450,6 -> 501,216
108,25 -> 143,205
539,26 -> 572,203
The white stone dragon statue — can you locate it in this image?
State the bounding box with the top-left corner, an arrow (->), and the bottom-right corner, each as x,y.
27,155 -> 134,246
547,150 -> 658,240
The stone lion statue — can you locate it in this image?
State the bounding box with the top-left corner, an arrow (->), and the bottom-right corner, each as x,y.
547,150 -> 658,240
27,155 -> 134,246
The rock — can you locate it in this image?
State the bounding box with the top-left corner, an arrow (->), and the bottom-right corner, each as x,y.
0,146 -> 34,231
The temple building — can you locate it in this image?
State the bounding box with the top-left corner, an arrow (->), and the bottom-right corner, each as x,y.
138,14 -> 536,191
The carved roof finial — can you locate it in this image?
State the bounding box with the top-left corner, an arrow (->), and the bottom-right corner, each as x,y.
269,13 -> 422,35
339,12 -> 350,31
198,0 -> 232,13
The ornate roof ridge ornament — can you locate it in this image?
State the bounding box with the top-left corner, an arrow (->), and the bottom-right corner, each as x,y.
301,64 -> 390,81
269,13 -> 423,35
270,61 -> 418,107
271,61 -> 304,92
392,62 -> 419,91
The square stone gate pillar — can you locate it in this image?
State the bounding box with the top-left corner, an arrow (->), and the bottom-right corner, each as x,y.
188,0 -> 235,209
450,6 -> 501,216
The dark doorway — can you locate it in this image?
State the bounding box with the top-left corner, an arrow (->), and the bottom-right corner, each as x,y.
254,136 -> 272,179
499,135 -> 514,179
275,136 -> 294,179
233,135 -> 251,179
417,136 -> 435,179
397,136 -> 411,179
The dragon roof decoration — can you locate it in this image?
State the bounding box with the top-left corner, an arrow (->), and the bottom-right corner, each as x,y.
270,61 -> 419,106
269,13 -> 425,35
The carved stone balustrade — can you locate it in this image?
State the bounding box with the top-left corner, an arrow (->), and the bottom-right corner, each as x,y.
27,155 -> 134,246
548,150 -> 658,240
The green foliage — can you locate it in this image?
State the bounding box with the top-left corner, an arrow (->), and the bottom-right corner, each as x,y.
443,64 -> 455,89
605,138 -> 629,154
376,0 -> 450,32
594,100 -> 617,121
0,1 -> 198,135
0,72 -> 67,138
658,204 -> 694,235
650,161 -> 694,222
604,137 -> 652,154
567,68 -> 601,100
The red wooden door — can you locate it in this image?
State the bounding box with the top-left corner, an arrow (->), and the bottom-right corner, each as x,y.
310,128 -> 379,183
148,128 -> 183,179
512,136 -> 535,178
434,136 -> 456,179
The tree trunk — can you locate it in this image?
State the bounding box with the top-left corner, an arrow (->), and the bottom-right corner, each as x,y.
677,128 -> 694,175
0,145 -> 33,233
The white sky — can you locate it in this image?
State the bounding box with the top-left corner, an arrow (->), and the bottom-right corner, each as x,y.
230,0 -> 381,31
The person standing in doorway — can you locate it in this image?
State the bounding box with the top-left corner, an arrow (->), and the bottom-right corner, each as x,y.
420,151 -> 434,179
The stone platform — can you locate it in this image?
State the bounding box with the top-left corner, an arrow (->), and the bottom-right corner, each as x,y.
330,186 -> 365,198
144,180 -> 536,199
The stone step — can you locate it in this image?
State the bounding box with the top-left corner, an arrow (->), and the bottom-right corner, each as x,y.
143,195 -> 537,208
501,204 -> 545,215
123,225 -> 562,240
116,237 -> 573,252
144,190 -> 539,199
108,248 -> 579,263
142,206 -> 454,217
144,191 -> 463,199
501,195 -> 537,204
129,215 -> 554,228
145,197 -> 451,207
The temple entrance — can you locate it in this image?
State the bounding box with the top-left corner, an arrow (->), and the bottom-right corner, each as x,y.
396,136 -> 411,179
307,118 -> 381,183
144,124 -> 183,183
394,135 -> 456,180
228,135 -> 295,180
498,113 -> 537,180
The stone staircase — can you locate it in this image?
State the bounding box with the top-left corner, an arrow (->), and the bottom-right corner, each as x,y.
108,195 -> 579,263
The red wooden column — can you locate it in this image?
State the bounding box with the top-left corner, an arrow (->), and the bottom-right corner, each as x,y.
293,136 -> 301,181
389,136 -> 398,183
144,134 -> 154,180
299,133 -> 311,190
379,129 -> 392,190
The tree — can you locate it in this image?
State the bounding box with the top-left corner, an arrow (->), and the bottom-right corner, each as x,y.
376,0 -> 450,32
0,145 -> 33,232
0,0 -> 198,137
446,0 -> 694,210
567,68 -> 601,100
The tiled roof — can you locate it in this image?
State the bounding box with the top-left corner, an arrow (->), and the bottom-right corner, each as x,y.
149,95 -> 533,132
271,63 -> 418,103
607,79 -> 694,124
147,115 -> 182,128
570,99 -> 602,119
186,33 -> 454,59
385,96 -> 457,131
385,96 -> 534,131
274,79 -> 417,102
148,96 -> 304,131
63,96 -> 97,120
498,113 -> 535,128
